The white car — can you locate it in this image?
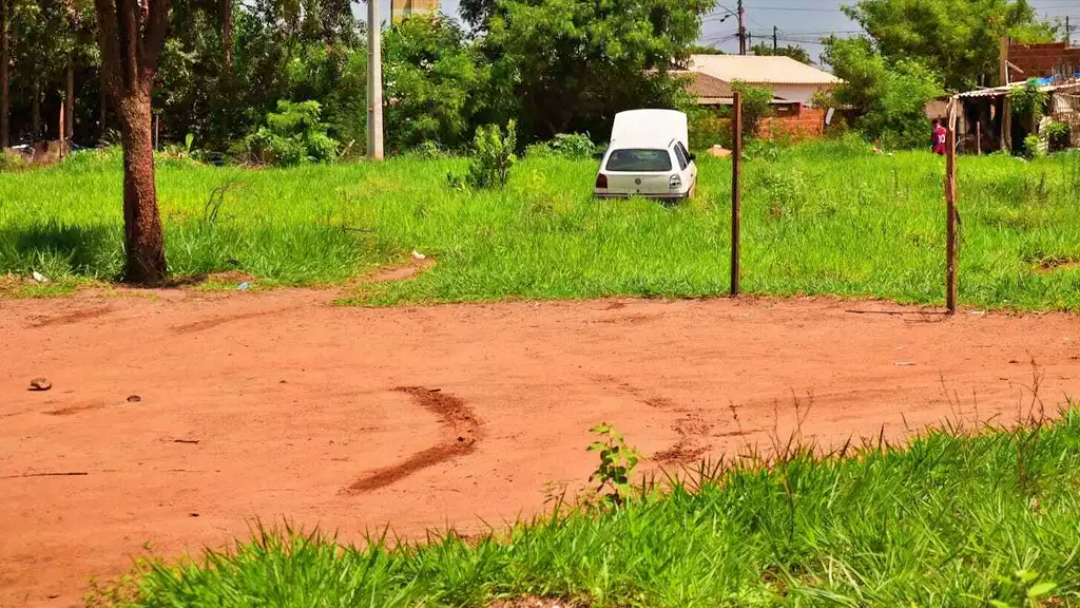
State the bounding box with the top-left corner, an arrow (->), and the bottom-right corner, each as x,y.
594,109 -> 698,202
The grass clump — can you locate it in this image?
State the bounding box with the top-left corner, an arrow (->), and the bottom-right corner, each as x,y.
2,140 -> 1080,309
95,408 -> 1080,608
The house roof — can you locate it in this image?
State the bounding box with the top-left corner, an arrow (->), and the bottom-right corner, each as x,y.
672,71 -> 734,98
671,70 -> 795,105
955,79 -> 1080,99
687,55 -> 842,86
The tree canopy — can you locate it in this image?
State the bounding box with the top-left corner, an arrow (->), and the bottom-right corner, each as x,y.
842,0 -> 1056,90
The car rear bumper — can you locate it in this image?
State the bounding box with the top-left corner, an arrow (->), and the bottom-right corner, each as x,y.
594,191 -> 689,201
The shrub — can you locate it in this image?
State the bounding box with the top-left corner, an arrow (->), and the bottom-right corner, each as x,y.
450,120 -> 518,190
1023,134 -> 1044,159
245,100 -> 339,167
688,108 -> 732,151
1043,121 -> 1071,153
526,133 -> 599,160
730,81 -> 775,135
0,149 -> 26,172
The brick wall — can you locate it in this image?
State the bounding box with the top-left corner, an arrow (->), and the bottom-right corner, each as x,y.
1009,42 -> 1080,81
757,107 -> 827,141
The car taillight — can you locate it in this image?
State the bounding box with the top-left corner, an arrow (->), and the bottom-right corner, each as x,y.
669,174 -> 682,190
595,173 -> 608,189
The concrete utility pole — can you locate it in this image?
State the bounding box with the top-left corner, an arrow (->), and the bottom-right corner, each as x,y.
738,0 -> 747,55
367,0 -> 385,161
773,25 -> 778,51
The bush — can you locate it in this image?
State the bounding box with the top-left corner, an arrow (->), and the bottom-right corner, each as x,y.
1023,134 -> 1045,159
0,149 -> 26,172
245,100 -> 339,167
450,120 -> 518,190
688,109 -> 732,151
525,133 -> 599,160
1043,121 -> 1071,152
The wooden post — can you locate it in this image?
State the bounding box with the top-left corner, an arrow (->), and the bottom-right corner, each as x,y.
58,102 -> 65,160
731,91 -> 743,297
976,120 -> 982,156
945,97 -> 959,315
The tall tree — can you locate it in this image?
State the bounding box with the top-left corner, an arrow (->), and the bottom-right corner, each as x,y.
94,0 -> 171,283
844,0 -> 1054,89
752,43 -> 811,65
486,0 -> 715,140
222,0 -> 231,69
0,0 -> 8,147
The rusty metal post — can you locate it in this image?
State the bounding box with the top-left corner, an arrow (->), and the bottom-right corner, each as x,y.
731,91 -> 743,297
945,98 -> 959,314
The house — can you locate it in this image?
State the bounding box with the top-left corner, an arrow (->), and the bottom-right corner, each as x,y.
673,70 -> 801,112
675,56 -> 844,141
684,55 -> 842,106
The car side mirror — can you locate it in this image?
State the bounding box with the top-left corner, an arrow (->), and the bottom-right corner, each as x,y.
688,152 -> 697,162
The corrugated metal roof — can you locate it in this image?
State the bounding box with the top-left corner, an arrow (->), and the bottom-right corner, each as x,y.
687,55 -> 843,86
955,79 -> 1080,99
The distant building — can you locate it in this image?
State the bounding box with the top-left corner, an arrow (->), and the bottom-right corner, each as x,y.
684,55 -> 842,106
391,0 -> 440,24
673,56 -> 845,142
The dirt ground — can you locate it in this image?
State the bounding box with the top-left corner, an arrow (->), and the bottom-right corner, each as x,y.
1,288 -> 1079,607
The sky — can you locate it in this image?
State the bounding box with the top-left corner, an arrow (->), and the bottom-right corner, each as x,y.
370,0 -> 1080,63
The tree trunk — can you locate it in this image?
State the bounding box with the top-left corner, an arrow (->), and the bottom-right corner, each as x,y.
1,0 -> 9,148
31,82 -> 41,140
223,0 -> 233,70
117,89 -> 166,283
66,56 -> 75,141
99,73 -> 108,140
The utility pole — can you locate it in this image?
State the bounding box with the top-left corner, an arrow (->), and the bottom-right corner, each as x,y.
1067,16 -> 1071,44
773,25 -> 778,51
738,0 -> 747,55
367,0 -> 385,161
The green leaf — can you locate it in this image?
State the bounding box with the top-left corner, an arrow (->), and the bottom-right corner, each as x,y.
1027,582 -> 1057,599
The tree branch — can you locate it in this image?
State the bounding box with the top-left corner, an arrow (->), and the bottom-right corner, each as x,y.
115,0 -> 141,93
141,0 -> 171,77
94,0 -> 123,100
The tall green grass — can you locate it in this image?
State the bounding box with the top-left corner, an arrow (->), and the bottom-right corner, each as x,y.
99,409 -> 1080,608
3,143 -> 1080,308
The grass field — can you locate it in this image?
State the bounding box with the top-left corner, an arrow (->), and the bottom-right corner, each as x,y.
2,140 -> 1080,309
95,409 -> 1080,608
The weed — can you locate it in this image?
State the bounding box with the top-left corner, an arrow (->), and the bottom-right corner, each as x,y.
585,423 -> 641,509
450,120 -> 518,190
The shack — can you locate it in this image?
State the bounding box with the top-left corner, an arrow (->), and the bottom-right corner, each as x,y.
946,79 -> 1080,154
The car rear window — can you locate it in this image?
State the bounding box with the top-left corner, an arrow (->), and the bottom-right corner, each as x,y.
605,149 -> 673,172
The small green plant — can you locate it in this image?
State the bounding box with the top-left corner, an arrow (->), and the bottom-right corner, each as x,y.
989,569 -> 1058,608
449,120 -> 517,190
245,100 -> 339,167
586,423 -> 641,508
1023,134 -> 1045,159
1043,121 -> 1071,153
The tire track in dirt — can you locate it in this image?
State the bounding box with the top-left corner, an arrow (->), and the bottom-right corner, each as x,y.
28,306 -> 113,328
587,374 -> 713,465
171,307 -> 299,334
345,387 -> 483,494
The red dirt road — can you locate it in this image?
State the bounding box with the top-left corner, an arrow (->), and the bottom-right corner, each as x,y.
2,290 -> 1079,607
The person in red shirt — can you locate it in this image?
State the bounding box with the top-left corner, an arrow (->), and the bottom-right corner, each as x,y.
932,119 -> 948,155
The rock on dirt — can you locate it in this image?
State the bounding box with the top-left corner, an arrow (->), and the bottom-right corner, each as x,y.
28,378 -> 52,391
